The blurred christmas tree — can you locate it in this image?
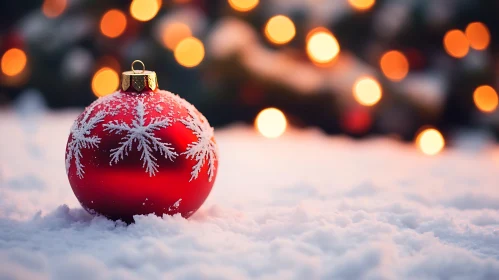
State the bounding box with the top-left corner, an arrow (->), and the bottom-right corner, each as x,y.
1,0 -> 499,144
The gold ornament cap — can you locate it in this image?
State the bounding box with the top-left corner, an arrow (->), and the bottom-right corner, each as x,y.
121,60 -> 158,92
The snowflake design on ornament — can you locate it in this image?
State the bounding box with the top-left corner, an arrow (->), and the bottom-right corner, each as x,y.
180,101 -> 218,182
66,105 -> 106,179
155,104 -> 163,113
103,99 -> 178,176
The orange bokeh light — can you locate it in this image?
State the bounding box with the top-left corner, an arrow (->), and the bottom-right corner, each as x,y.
348,0 -> 375,11
416,128 -> 445,156
306,29 -> 340,65
380,50 -> 409,82
174,37 -> 205,68
255,108 -> 287,138
473,85 -> 498,113
465,22 -> 490,51
130,0 -> 160,22
162,22 -> 192,50
100,10 -> 127,38
443,29 -> 469,58
1,48 -> 27,77
353,77 -> 382,106
228,0 -> 259,12
92,67 -> 119,97
264,15 -> 296,45
42,0 -> 67,18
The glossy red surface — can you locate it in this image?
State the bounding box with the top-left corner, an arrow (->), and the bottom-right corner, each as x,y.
65,90 -> 217,223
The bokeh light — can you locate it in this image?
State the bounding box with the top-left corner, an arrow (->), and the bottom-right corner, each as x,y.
162,22 -> 192,50
255,108 -> 287,138
228,0 -> 259,12
264,15 -> 296,45
443,29 -> 469,58
1,48 -> 27,77
174,37 -> 205,68
42,0 -> 67,18
92,67 -> 119,97
465,22 -> 490,50
353,77 -> 382,106
342,108 -> 372,134
100,10 -> 127,38
130,0 -> 160,22
348,0 -> 375,11
380,50 -> 409,81
416,128 -> 445,156
306,29 -> 340,65
473,85 -> 498,113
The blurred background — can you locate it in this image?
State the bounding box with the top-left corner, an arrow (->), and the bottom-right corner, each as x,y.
1,0 -> 499,155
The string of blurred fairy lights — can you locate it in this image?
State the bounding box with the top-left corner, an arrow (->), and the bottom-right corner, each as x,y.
100,10 -> 128,39
265,15 -> 296,45
41,0 -> 66,19
1,48 -> 26,77
0,0 -> 497,156
130,0 -> 161,22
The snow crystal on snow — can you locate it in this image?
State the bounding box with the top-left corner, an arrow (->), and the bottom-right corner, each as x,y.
2,111 -> 499,280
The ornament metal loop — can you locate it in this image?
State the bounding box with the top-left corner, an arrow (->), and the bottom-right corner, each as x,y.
122,60 -> 158,92
131,60 -> 145,74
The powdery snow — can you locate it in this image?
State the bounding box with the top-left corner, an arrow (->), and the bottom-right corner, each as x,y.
1,110 -> 499,280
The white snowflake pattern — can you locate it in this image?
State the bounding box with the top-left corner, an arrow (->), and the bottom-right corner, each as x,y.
103,99 -> 178,176
66,104 -> 106,178
180,100 -> 217,182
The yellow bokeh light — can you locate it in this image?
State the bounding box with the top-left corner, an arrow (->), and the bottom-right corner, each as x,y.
1,48 -> 27,77
348,0 -> 375,11
228,0 -> 259,12
473,85 -> 498,113
353,77 -> 382,106
443,29 -> 469,58
162,22 -> 192,50
416,128 -> 445,156
306,29 -> 340,65
255,108 -> 287,138
92,67 -> 119,97
100,10 -> 127,38
380,50 -> 409,82
174,37 -> 205,68
42,0 -> 67,18
264,15 -> 296,45
465,22 -> 490,51
130,0 -> 160,22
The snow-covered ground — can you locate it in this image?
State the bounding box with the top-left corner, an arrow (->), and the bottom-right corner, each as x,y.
1,107 -> 499,280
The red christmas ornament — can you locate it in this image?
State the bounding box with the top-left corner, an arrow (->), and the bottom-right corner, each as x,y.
65,61 -> 218,222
